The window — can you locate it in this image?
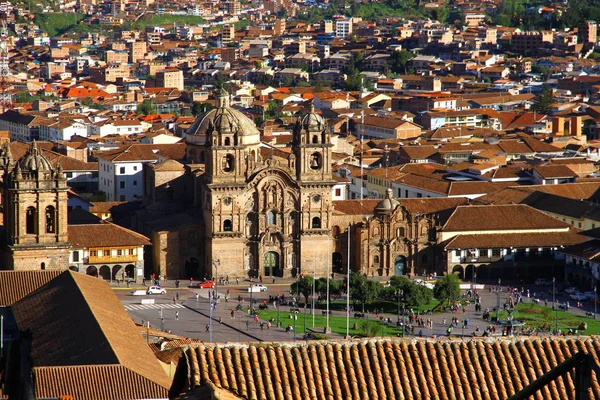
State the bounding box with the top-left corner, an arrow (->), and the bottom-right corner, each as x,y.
133,166 -> 138,171
120,181 -> 125,189
267,210 -> 276,225
73,251 -> 79,262
417,193 -> 422,198
455,249 -> 461,256
120,195 -> 126,201
312,217 -> 321,229
224,137 -> 231,146
223,219 -> 233,231
120,167 -> 125,174
133,180 -> 137,186
117,249 -> 122,256
335,188 -> 341,197
492,249 -> 501,257
26,206 -> 36,234
45,206 -> 55,233
373,255 -> 380,264
90,250 -> 97,257
65,172 -> 73,178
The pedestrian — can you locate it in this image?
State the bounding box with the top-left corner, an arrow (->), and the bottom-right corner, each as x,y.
176,293 -> 180,301
205,324 -> 210,333
173,296 -> 176,304
175,311 -> 179,320
236,277 -> 239,285
231,309 -> 235,319
272,277 -> 276,284
219,317 -> 223,324
195,293 -> 199,301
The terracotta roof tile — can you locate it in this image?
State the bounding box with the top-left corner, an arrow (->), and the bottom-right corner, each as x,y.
0,270 -> 61,306
68,222 -> 150,248
444,228 -> 587,249
443,204 -> 571,232
171,337 -> 600,400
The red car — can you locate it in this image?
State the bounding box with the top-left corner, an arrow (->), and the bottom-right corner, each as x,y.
197,280 -> 216,289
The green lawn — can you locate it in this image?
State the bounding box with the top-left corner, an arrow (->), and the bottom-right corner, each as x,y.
34,13 -> 86,37
306,299 -> 439,315
133,14 -> 206,29
496,304 -> 600,334
256,309 -> 405,338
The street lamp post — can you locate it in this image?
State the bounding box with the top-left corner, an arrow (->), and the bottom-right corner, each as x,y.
553,277 -> 558,334
462,311 -> 465,338
209,290 -> 213,342
396,289 -> 404,337
595,286 -> 597,320
496,278 -> 501,321
213,259 -> 220,298
312,261 -> 315,327
277,300 -> 280,327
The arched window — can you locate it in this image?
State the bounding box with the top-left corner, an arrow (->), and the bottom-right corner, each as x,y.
223,219 -> 233,232
26,206 -> 36,234
222,154 -> 234,172
397,227 -> 405,237
312,135 -> 319,144
309,153 -> 322,170
373,255 -> 380,264
45,206 -> 55,234
267,210 -> 276,225
422,254 -> 428,263
224,137 -> 231,146
40,262 -> 45,270
312,217 -> 321,229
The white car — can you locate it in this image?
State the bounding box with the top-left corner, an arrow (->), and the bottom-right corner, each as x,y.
570,293 -> 589,301
415,279 -> 435,289
147,286 -> 167,295
564,287 -> 578,294
248,284 -> 268,293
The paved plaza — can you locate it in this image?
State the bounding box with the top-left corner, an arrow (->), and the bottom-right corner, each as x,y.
115,278 -> 599,343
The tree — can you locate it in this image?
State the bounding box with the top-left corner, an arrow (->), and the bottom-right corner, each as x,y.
291,275 -> 314,305
138,99 -> 156,115
389,50 -> 414,74
316,278 -> 343,302
349,272 -> 381,312
404,284 -> 433,310
533,84 -> 553,115
191,101 -> 213,116
433,274 -> 461,305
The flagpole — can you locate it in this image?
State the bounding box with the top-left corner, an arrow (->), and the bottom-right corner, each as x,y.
346,224 -> 351,338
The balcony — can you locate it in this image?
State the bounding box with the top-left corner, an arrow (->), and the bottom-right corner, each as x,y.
88,255 -> 138,264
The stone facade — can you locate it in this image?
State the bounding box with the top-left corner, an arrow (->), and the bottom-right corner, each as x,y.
0,142 -> 70,270
141,92 -> 336,279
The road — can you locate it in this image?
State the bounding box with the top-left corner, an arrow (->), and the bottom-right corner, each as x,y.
114,279 -> 600,343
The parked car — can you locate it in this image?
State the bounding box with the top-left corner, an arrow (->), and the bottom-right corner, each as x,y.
564,287 -> 578,294
147,286 -> 166,295
570,293 -> 589,301
197,280 -> 216,289
535,278 -> 553,287
248,283 -> 268,292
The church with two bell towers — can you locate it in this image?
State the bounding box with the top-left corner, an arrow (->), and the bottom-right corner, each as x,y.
140,89 -> 336,280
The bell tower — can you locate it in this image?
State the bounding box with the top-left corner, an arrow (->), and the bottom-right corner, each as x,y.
293,104 -> 333,182
1,142 -> 70,270
205,88 -> 255,185
292,105 -> 336,277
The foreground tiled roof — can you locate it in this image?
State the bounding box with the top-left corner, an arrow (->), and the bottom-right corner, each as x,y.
11,271 -> 170,398
172,337 -> 600,400
0,270 -> 61,306
33,365 -> 168,400
443,228 -> 587,249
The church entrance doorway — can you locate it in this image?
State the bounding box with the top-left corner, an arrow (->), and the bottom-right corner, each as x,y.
332,252 -> 343,273
264,252 -> 280,277
394,256 -> 406,275
185,258 -> 200,279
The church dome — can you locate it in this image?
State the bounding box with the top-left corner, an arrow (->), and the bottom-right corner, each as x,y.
186,89 -> 260,146
17,141 -> 53,172
375,188 -> 399,214
300,104 -> 326,132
